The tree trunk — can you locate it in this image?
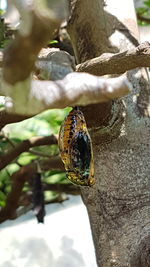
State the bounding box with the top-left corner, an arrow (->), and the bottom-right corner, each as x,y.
68,0 -> 150,266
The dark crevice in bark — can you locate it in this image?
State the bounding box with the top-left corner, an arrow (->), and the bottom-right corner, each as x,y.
88,100 -> 125,145
81,102 -> 112,129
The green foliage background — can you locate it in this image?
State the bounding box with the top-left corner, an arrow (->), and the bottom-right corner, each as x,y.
136,0 -> 150,25
0,107 -> 71,207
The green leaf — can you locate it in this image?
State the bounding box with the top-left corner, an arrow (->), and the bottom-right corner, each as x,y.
0,169 -> 10,184
44,172 -> 67,184
0,200 -> 5,207
7,163 -> 20,175
144,0 -> 150,7
31,144 -> 59,157
0,9 -> 5,15
4,117 -> 53,139
0,191 -> 6,201
44,191 -> 58,202
48,40 -> 59,44
17,152 -> 37,165
37,108 -> 71,134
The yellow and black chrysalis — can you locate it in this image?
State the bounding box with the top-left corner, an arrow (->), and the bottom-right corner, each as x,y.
58,107 -> 95,186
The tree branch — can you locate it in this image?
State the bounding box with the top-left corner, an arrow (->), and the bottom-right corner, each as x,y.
20,183 -> 80,207
0,156 -> 64,223
3,2 -> 150,117
1,73 -> 131,115
39,156 -> 64,172
3,42 -> 150,117
0,164 -> 36,223
17,182 -> 80,218
3,1 -> 60,85
76,42 -> 150,76
0,110 -> 30,130
43,183 -> 80,195
0,135 -> 58,170
1,0 -> 60,116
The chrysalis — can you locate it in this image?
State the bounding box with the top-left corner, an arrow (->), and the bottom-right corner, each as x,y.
58,107 -> 95,186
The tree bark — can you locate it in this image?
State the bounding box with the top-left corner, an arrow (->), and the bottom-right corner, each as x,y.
68,0 -> 150,266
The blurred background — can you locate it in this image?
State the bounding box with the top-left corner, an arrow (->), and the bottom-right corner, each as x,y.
0,0 -> 150,266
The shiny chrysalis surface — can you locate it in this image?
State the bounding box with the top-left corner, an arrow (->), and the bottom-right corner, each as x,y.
58,107 -> 95,186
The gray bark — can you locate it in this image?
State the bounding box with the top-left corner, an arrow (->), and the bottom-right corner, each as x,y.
68,0 -> 150,266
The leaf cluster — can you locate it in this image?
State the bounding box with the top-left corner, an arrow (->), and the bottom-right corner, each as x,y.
136,0 -> 150,25
0,108 -> 71,209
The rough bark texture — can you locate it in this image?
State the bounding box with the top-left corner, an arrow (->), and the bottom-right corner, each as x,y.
76,42 -> 150,76
68,0 -> 150,266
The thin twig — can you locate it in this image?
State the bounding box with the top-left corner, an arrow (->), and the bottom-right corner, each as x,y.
0,135 -> 58,170
29,148 -> 58,158
0,156 -> 64,223
43,183 -> 80,195
0,164 -> 36,223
